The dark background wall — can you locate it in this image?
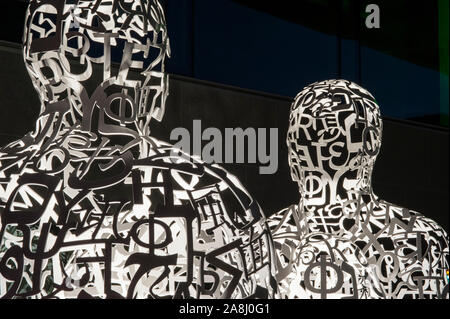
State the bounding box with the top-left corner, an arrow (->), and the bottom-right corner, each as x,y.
0,1 -> 448,231
165,0 -> 449,125
0,43 -> 448,232
1,0 -> 449,127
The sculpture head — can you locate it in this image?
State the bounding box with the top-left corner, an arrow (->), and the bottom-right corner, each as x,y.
22,0 -> 170,134
287,80 -> 383,198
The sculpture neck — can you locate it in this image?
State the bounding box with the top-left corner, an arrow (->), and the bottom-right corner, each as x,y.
22,98 -> 155,161
34,86 -> 151,146
295,164 -> 377,236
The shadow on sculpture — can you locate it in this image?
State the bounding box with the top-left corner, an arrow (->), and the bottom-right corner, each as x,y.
268,79 -> 449,299
0,0 -> 277,299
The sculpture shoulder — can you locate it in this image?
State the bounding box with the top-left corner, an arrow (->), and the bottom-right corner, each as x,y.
141,137 -> 266,225
357,200 -> 449,298
409,210 -> 449,269
413,211 -> 449,240
375,200 -> 449,244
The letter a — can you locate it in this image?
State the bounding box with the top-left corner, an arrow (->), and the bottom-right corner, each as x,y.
365,4 -> 380,29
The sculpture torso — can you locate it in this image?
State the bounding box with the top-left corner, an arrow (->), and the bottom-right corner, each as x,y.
269,198 -> 449,299
269,205 -> 381,299
0,120 -> 277,299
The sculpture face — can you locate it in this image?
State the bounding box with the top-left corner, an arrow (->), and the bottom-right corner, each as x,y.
287,80 -> 383,194
23,0 -> 170,133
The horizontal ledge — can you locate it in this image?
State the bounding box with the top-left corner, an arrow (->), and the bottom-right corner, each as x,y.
0,41 -> 447,134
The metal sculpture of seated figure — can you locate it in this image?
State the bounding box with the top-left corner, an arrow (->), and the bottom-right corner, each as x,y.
268,79 -> 449,299
0,0 -> 277,299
